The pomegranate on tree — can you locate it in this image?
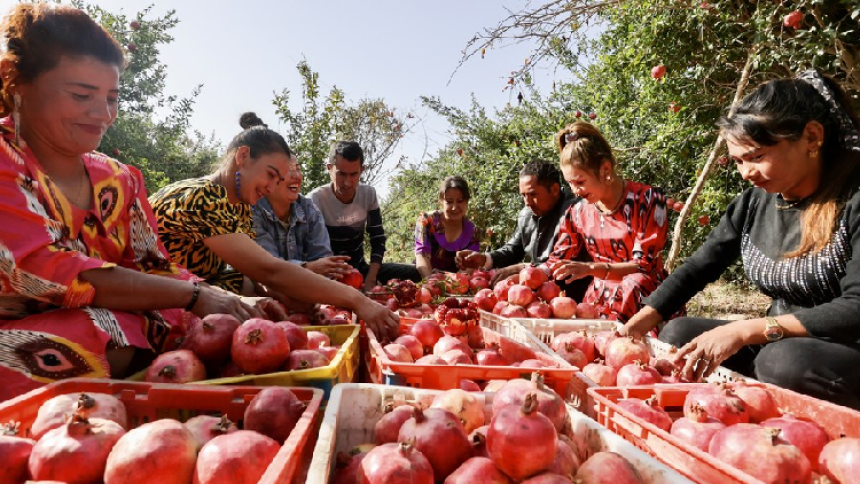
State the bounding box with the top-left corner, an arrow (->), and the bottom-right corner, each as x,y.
616,361 -> 663,386
184,415 -> 237,447
231,319 -> 290,374
375,405 -> 416,445
0,423 -> 34,484
604,337 -> 650,371
670,404 -> 726,452
445,456 -> 511,484
760,415 -> 830,471
145,349 -> 207,384
398,407 -> 473,480
31,392 -> 128,441
181,313 -> 241,365
574,451 -> 644,484
708,424 -> 811,483
818,437 -> 860,484
193,430 -> 280,484
431,389 -> 485,434
488,393 -> 558,481
358,442 -> 434,484
683,384 -> 750,425
617,397 -> 673,432
243,387 -> 306,444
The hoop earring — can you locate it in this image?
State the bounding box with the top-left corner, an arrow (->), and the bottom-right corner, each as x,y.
234,171 -> 242,195
12,93 -> 21,146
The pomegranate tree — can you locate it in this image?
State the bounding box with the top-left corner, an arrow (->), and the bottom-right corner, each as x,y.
708,424 -> 811,483
358,442 -> 433,484
29,413 -> 125,484
669,404 -> 726,452
818,437 -> 860,483
398,407 -> 472,480
487,393 -> 558,481
193,430 -> 280,484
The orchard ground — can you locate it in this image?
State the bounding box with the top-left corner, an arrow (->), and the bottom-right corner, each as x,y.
687,280 -> 770,320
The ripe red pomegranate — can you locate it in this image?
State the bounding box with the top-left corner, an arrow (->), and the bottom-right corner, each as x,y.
316,346 -> 339,361
662,369 -> 691,384
432,389 -> 485,434
555,344 -> 588,368
493,375 -> 568,432
731,384 -> 779,423
669,404 -> 726,452
500,304 -> 528,318
331,448 -> 370,484
616,361 -> 663,386
604,337 -> 650,371
582,362 -> 617,386
476,349 -> 509,366
285,349 -> 331,370
576,302 -> 599,319
442,349 -> 473,365
521,473 -> 573,483
460,379 -> 481,391
493,279 -> 516,301
394,335 -> 424,360
617,397 -> 673,432
470,426 -> 489,458
650,64 -> 666,80
415,355 -> 447,365
492,300 -> 510,315
434,335 -> 471,357
592,330 -> 619,358
549,296 -> 576,319
536,281 -> 561,302
549,438 -> 581,478
760,415 -> 830,471
526,301 -> 553,318
358,442 -> 433,484
231,319 -> 290,374
483,380 -> 508,393
219,361 -> 244,378
683,384 -> 749,425
286,312 -> 313,325
341,269 -> 364,289
398,407 -> 473,480
184,415 -> 237,447
551,331 -> 595,362
475,288 -> 499,311
574,451 -> 644,483
519,266 -> 549,289
244,387 -> 306,444
650,357 -> 676,376
150,349 -> 207,383
466,323 -> 485,349
105,419 -> 191,484
708,424 -> 811,483
31,392 -> 128,441
306,330 -> 331,349
384,343 -> 415,363
519,359 -> 545,368
470,276 -> 490,291
29,413 -> 125,484
386,297 -> 399,311
276,322 -> 309,351
0,423 -> 34,484
445,456 -> 511,483
488,393 -> 557,481
181,313 -> 241,365
508,284 -> 535,306
818,437 -> 860,483
375,405 -> 415,445
411,319 -> 445,352
193,430 -> 280,484
783,10 -> 803,29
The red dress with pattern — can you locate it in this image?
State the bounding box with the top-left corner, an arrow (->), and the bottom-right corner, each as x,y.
546,180 -> 682,323
0,118 -> 199,401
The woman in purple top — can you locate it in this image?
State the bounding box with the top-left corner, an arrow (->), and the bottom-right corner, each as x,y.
415,176 -> 481,277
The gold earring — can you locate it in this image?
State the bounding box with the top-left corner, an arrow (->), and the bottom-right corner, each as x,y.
12,92 -> 21,146
809,142 -> 822,159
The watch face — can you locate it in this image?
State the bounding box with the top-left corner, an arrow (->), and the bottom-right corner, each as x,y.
765,328 -> 783,342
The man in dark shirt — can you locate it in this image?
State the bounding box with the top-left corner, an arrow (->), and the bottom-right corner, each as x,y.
456,159 -> 591,301
309,141 -> 421,291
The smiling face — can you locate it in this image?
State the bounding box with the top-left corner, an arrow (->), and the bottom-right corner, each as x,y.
264,156 -> 301,214
15,55 -> 120,156
235,147 -> 289,205
327,155 -> 362,202
440,187 -> 469,222
561,160 -> 613,206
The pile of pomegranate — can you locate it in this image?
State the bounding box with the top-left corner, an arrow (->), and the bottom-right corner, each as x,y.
612,383 -> 860,484
331,386 -> 647,483
144,313 -> 344,382
476,266 -> 600,320
0,387 -> 307,484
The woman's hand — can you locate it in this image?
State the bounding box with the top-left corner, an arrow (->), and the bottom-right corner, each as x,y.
240,296 -> 288,321
305,256 -> 352,280
550,260 -> 594,284
192,286 -> 262,322
620,306 -> 663,341
354,297 -> 400,341
673,324 -> 747,382
456,250 -> 485,270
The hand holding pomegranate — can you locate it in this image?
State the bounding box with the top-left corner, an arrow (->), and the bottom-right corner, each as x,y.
239,296 -> 288,321
549,260 -> 593,283
191,285 -> 262,322
304,255 -> 352,279
619,306 -> 663,340
674,323 -> 747,381
489,264 -> 522,286
355,297 -> 400,341
455,249 -> 486,270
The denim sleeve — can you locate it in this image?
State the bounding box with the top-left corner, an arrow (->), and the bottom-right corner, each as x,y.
251,206 -> 282,259
303,200 -> 334,261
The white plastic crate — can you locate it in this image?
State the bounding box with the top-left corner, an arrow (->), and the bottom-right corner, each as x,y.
306,383 -> 694,484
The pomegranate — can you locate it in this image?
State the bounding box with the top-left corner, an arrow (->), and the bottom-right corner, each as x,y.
184,414 -> 237,447
474,288 -> 498,312
231,319 -> 290,374
549,438 -> 580,478
445,456 -> 511,483
434,335 -> 471,357
466,323 -> 485,349
0,422 -> 35,484
616,361 -> 663,386
492,301 -> 510,315
617,397 -> 673,432
386,297 -> 399,311
551,331 -> 595,362
493,374 -> 568,432
331,447 -> 371,484
193,430 -> 280,484
470,426 -> 489,458
536,281 -> 561,302
650,357 -> 676,376
341,269 -> 364,289
662,369 -> 691,384
145,349 -> 206,383
760,414 -> 830,471
394,335 -> 424,360
405,307 -> 425,319
520,474 -> 572,484
818,437 -> 860,483
549,296 -> 577,319
670,404 -> 726,452
431,389 -> 485,433
483,380 -> 508,393
519,359 -> 546,368
29,413 -> 125,484
476,349 -> 509,366
592,331 -> 619,357
244,387 -> 306,444
375,405 -> 416,445
31,392 -> 128,440
576,302 -> 599,319
384,343 -> 415,363
398,407 -> 472,480
358,442 -> 433,484
316,345 -> 339,361
731,383 -> 779,423
683,384 -> 749,425
500,304 -> 528,318
442,349 -> 474,365
411,319 -> 445,352
460,379 -> 481,391
285,349 -> 331,370
417,287 -> 433,304
306,330 -> 331,349
520,266 -> 549,290
493,279 -> 516,301
508,284 -> 535,306
527,301 -> 553,319
277,321 -> 309,351
604,337 -> 650,371
219,361 -> 244,378
488,393 -> 557,480
574,451 -> 644,483
285,312 -> 313,325
415,355 -> 447,365
582,362 -> 617,386
708,424 -> 811,483
181,313 -> 241,365
470,276 -> 490,291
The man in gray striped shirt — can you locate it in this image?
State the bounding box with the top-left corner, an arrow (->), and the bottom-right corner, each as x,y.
309,141 -> 421,291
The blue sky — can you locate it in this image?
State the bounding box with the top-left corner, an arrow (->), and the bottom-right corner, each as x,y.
2,1 -> 567,198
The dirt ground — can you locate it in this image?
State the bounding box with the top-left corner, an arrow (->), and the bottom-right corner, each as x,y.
685,279 -> 771,320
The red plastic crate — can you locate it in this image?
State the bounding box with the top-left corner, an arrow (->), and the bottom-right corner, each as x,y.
588,382 -> 860,484
0,378 -> 323,484
367,311 -> 584,400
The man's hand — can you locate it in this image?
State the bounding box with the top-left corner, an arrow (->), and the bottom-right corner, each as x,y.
620,306 -> 663,341
240,296 -> 288,321
354,297 -> 400,340
455,250 -> 486,270
305,256 -> 352,280
490,264 -> 523,286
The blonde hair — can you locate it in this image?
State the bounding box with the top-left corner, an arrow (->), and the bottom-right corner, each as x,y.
555,121 -> 615,175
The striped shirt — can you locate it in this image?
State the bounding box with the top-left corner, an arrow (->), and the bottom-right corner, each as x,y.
308,184 -> 386,267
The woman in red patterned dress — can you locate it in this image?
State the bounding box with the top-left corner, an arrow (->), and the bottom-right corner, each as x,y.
543,121 -> 681,323
0,4 -> 279,401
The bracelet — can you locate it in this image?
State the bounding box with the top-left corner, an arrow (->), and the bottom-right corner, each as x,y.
603,263 -> 611,279
184,282 -> 201,311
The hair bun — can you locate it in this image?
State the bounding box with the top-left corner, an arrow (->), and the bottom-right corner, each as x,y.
239,112 -> 267,129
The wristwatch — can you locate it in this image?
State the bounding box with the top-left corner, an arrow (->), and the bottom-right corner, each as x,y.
764,317 -> 785,342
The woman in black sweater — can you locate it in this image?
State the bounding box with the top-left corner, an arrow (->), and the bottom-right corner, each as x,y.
623,71 -> 860,409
